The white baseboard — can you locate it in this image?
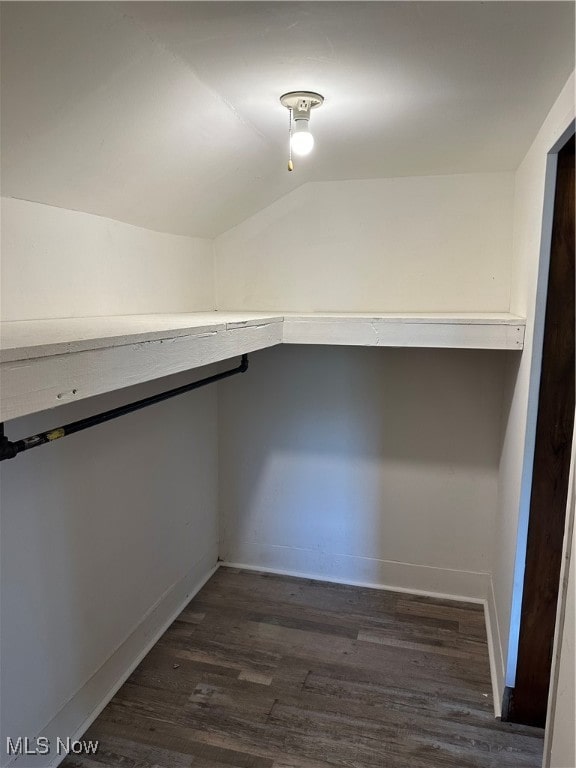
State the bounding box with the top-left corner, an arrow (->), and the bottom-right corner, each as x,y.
221,542 -> 491,602
3,550 -> 218,768
485,577 -> 506,717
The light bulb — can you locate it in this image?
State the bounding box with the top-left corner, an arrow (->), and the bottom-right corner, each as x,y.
291,119 -> 314,156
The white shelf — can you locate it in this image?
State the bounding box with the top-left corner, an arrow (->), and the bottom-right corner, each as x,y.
0,311 -> 525,421
0,312 -> 284,362
283,312 -> 525,350
0,313 -> 283,422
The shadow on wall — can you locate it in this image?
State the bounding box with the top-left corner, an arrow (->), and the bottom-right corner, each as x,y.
218,345 -> 512,578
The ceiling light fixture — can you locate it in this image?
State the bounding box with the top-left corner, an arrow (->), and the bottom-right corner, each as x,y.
280,91 -> 324,171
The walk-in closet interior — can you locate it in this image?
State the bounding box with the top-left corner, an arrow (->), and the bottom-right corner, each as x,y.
1,3 -> 575,767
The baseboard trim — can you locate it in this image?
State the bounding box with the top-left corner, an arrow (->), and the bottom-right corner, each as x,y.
3,551 -> 218,768
221,557 -> 489,603
485,577 -> 506,717
221,544 -> 490,602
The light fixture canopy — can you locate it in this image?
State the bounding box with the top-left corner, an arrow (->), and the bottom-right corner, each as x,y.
280,91 -> 324,114
280,91 -> 324,168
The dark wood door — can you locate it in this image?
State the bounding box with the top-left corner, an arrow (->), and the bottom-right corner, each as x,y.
503,134 -> 575,727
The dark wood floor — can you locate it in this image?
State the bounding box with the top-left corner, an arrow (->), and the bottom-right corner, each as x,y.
63,567 -> 543,768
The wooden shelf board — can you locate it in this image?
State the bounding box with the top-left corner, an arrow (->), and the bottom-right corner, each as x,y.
283,312 -> 525,324
0,311 -> 526,421
0,312 -> 283,363
282,312 -> 525,350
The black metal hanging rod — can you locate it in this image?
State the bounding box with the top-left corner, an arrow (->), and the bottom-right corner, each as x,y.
0,354 -> 249,463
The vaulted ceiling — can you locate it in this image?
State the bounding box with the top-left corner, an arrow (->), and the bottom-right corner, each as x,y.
1,2 -> 574,237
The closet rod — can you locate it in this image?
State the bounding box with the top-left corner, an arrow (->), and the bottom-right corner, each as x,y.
0,354 -> 249,462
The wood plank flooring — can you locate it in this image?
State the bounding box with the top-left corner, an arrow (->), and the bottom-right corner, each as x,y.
62,568 -> 544,768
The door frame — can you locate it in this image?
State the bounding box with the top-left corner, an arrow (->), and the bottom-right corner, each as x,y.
502,122 -> 575,725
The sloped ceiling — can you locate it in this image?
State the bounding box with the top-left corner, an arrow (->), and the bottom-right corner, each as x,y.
1,2 -> 574,237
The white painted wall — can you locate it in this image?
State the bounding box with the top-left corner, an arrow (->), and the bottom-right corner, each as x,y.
0,200 -> 219,767
492,73 -> 575,698
215,170 -> 517,708
0,372 -> 219,767
219,345 -> 506,601
215,173 -> 514,313
0,198 -> 214,321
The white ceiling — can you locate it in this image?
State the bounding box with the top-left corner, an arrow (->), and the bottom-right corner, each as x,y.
1,2 -> 574,237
